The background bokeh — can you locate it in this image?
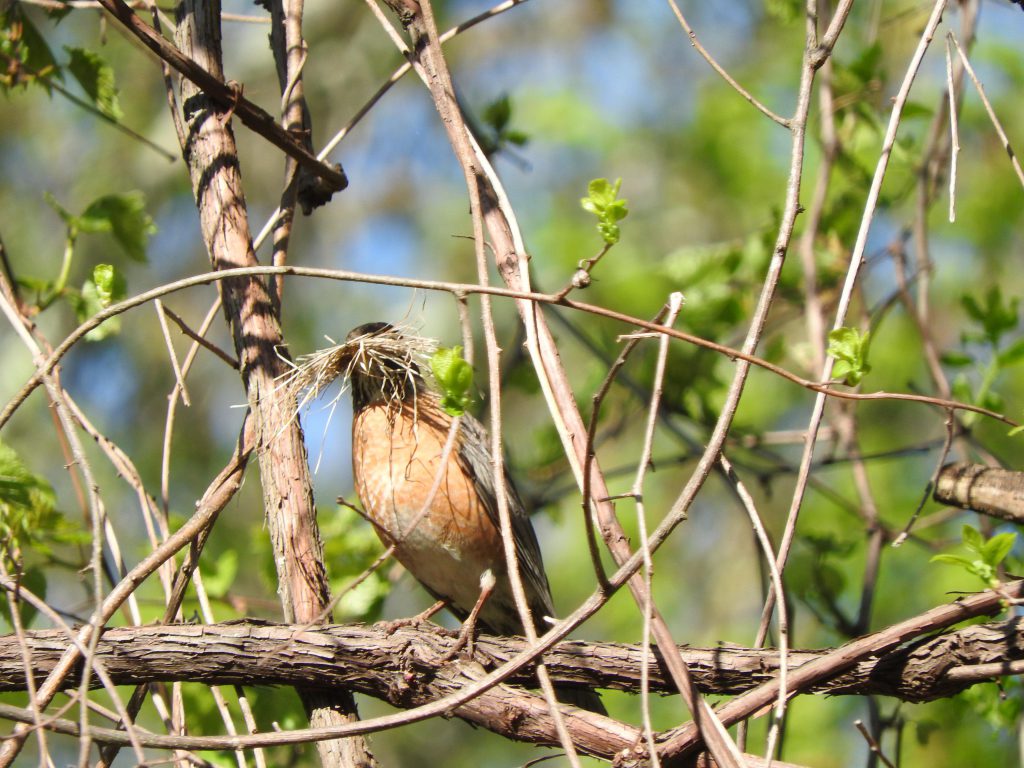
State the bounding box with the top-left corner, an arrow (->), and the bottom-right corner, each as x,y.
2,1 -> 1023,765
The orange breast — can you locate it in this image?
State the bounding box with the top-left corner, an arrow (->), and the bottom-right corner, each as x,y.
351,402 -> 505,615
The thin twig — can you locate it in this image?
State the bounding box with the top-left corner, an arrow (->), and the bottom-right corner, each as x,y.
853,719 -> 897,768
249,0 -> 529,253
664,0 -> 789,127
0,559 -> 51,765
0,281 -> 137,767
160,304 -> 239,370
155,299 -> 191,406
945,37 -> 959,222
190,567 -> 249,768
797,0 -> 840,376
2,264 -> 1015,434
658,578 -> 1024,761
719,454 -> 789,762
628,291 -> 684,768
0,50 -> 177,161
948,32 -> 1024,191
0,425 -> 252,766
382,0 -> 585,759
582,303 -> 673,585
1,581 -> 1020,757
754,0 -> 950,645
143,0 -> 188,150
94,0 -> 347,191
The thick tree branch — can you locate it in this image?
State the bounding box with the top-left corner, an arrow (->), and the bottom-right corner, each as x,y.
167,3 -> 370,767
94,0 -> 347,194
659,577 -> 1024,763
934,462 -> 1024,523
382,2 -> 749,763
1,615 -> 1021,727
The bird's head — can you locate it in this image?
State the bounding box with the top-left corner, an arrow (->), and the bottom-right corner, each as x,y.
281,321 -> 437,414
343,322 -> 428,410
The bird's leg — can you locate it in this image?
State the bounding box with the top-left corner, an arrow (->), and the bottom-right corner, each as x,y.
444,569 -> 496,660
381,599 -> 447,633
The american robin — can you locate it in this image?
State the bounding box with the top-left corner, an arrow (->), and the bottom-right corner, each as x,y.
344,322 -> 605,714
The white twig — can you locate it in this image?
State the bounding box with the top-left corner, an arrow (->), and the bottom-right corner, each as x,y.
756,0 -> 950,642
720,454 -> 789,763
629,291 -> 684,768
945,36 -> 959,223
948,32 -> 1024,192
0,288 -> 147,767
191,567 -> 249,768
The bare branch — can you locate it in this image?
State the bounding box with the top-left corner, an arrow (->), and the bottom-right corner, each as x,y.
933,463 -> 1024,523
1,607 -> 1023,755
92,0 -> 347,193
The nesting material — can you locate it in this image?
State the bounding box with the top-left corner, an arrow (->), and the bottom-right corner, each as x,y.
278,322 -> 438,415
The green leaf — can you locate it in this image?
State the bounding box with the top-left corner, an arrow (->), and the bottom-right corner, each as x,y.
0,567 -> 46,630
478,94 -> 529,155
962,524 -> 985,553
0,441 -> 51,513
430,346 -> 474,417
72,263 -> 126,341
91,263 -> 122,304
961,287 -> 1019,346
580,178 -> 629,245
981,532 -> 1016,567
0,439 -> 59,560
44,191 -> 155,261
79,193 -> 156,262
337,572 -> 390,620
586,178 -> 619,208
64,46 -> 123,120
826,327 -> 872,385
201,549 -> 238,599
43,191 -> 77,228
963,677 -> 1024,731
933,526 -> 1015,589
940,350 -> 974,368
482,94 -> 512,133
951,373 -> 974,405
930,553 -> 975,568
979,390 -> 1004,413
1,9 -> 62,93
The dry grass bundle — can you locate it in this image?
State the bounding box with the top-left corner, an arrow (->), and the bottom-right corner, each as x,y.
278,322 -> 438,416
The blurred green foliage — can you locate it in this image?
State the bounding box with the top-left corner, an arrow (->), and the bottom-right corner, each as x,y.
0,1 -> 1023,766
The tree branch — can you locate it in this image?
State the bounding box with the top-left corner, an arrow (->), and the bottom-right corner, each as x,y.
166,4 -> 370,767
0,614 -> 1021,753
2,618 -> 1021,702
934,462 -> 1024,523
93,0 -> 347,195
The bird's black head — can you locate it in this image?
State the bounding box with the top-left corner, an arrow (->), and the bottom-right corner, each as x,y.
345,321 -> 393,343
344,322 -> 423,411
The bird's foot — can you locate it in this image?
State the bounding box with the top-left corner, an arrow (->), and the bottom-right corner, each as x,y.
442,617 -> 478,661
441,569 -> 496,661
381,599 -> 446,634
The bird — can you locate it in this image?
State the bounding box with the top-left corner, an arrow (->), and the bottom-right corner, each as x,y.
343,321 -> 605,714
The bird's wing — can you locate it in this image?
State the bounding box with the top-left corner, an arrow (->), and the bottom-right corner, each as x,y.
453,407 -> 557,624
